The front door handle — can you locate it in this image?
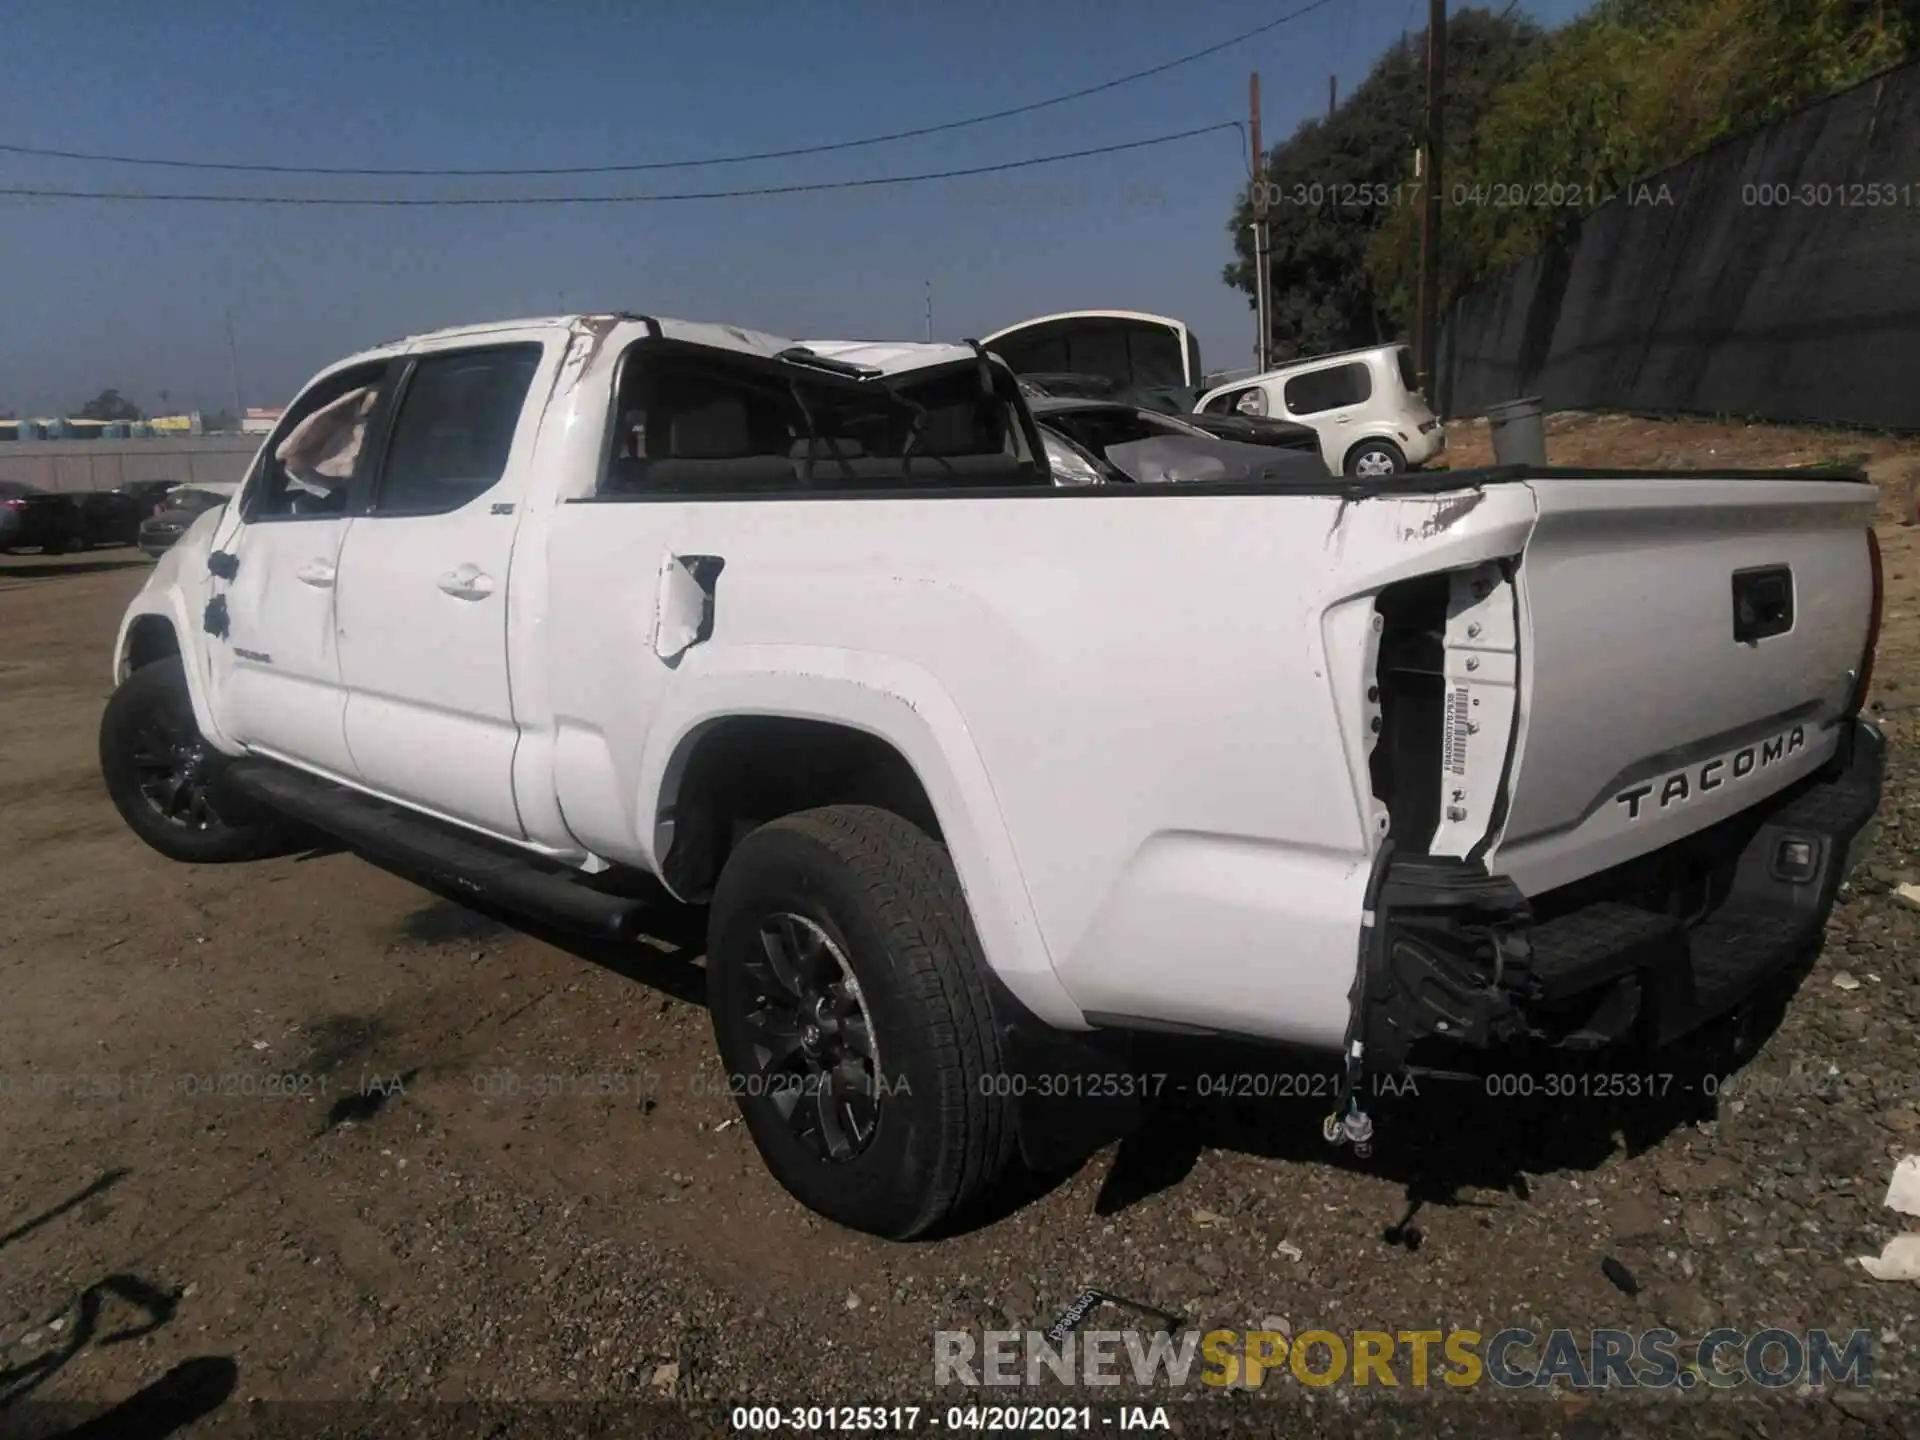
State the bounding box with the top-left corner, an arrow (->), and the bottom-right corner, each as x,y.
295,559 -> 336,588
437,564 -> 495,601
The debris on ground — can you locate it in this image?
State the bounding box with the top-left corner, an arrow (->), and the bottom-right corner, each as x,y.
1859,1236 -> 1920,1282
1600,1256 -> 1641,1296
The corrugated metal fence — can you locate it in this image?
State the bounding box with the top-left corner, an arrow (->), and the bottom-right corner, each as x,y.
1436,60 -> 1920,430
0,436 -> 261,492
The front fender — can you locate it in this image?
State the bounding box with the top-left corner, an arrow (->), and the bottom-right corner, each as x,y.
639,645 -> 1085,1031
111,515 -> 240,756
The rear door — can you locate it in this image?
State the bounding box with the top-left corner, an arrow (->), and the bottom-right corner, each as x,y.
1485,475 -> 1879,896
331,331 -> 558,839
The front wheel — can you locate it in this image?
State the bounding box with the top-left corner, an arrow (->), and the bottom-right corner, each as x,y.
706,805 -> 1016,1239
1345,438 -> 1406,477
99,656 -> 297,863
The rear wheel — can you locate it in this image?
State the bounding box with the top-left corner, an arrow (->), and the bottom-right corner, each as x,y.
1345,438 -> 1406,477
706,805 -> 1016,1239
99,657 -> 296,863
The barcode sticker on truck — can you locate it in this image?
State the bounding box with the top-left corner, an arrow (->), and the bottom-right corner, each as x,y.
1444,685 -> 1471,776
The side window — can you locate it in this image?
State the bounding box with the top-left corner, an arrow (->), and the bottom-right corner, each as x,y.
1283,362 -> 1373,416
371,344 -> 542,517
244,362 -> 392,521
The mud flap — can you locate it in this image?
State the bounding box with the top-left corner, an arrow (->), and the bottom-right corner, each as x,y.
979,969 -> 1141,1172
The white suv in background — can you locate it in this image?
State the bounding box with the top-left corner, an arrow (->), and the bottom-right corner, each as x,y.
1195,344 -> 1445,477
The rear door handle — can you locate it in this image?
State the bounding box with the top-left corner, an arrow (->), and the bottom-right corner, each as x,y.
295,560 -> 336,588
437,564 -> 495,600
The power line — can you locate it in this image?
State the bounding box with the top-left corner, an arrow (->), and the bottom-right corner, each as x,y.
0,0 -> 1342,178
0,123 -> 1240,206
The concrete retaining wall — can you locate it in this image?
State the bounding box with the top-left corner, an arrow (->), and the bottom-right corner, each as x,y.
0,436 -> 262,493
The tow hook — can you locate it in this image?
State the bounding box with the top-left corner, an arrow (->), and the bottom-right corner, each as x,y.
1322,1038 -> 1376,1159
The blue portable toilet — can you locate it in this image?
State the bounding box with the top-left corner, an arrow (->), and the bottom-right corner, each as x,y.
44,419 -> 73,439
132,422 -> 155,438
16,420 -> 43,440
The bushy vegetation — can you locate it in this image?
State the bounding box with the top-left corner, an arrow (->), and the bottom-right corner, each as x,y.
1226,0 -> 1911,361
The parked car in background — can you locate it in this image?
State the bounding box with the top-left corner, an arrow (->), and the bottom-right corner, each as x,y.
0,480 -> 90,554
1017,371 -> 1320,452
139,482 -> 237,558
117,479 -> 185,512
76,487 -> 148,547
1196,343 -> 1445,477
1030,396 -> 1327,484
984,309 -> 1202,407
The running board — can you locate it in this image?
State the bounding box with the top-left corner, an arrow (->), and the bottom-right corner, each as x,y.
223,759 -> 654,942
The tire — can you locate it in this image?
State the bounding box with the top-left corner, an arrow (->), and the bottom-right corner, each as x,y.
43,531 -> 73,556
99,657 -> 295,864
707,805 -> 1016,1239
1345,438 -> 1406,478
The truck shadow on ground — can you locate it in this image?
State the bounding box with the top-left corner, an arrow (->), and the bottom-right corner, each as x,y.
1096,967 -> 1806,1244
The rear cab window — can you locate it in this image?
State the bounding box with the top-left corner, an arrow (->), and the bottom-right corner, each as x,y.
600,344 -> 1047,496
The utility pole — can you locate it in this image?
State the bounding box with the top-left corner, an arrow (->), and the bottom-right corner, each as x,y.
1328,74 -> 1338,117
925,279 -> 933,343
224,310 -> 244,422
1250,72 -> 1271,374
1413,0 -> 1447,398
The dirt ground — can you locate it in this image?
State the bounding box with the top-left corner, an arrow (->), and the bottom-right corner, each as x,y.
5,418 -> 1920,1436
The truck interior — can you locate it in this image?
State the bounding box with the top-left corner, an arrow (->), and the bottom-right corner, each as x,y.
602,341 -> 1049,494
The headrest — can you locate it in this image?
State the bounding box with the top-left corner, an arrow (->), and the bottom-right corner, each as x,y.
668,395 -> 752,458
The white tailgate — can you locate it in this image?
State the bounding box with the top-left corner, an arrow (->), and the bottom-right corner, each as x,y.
1486,475 -> 1877,896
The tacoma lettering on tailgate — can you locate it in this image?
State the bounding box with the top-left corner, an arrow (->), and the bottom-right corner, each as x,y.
1614,724 -> 1807,820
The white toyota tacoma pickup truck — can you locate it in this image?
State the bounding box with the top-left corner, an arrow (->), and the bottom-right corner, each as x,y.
100,313 -> 1886,1238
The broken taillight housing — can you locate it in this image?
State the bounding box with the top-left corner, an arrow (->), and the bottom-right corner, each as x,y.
1847,526 -> 1884,716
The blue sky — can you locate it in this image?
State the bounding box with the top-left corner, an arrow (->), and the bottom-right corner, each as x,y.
1,0 -> 1589,417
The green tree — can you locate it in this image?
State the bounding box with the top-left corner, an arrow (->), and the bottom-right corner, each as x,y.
1223,8 -> 1547,361
1389,0 -> 1912,312
75,388 -> 142,422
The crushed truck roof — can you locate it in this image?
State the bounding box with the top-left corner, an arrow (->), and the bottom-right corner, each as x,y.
345,314 -> 989,381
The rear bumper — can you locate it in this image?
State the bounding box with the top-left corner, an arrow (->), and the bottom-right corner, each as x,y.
1404,423 -> 1445,467
1358,718 -> 1884,1066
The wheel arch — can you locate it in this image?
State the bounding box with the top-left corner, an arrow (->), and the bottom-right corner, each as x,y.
1343,432 -> 1408,474
112,590 -> 239,755
633,657 -> 1084,1029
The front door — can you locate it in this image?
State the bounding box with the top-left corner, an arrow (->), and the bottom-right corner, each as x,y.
332,335 -> 555,839
208,360 -> 395,779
